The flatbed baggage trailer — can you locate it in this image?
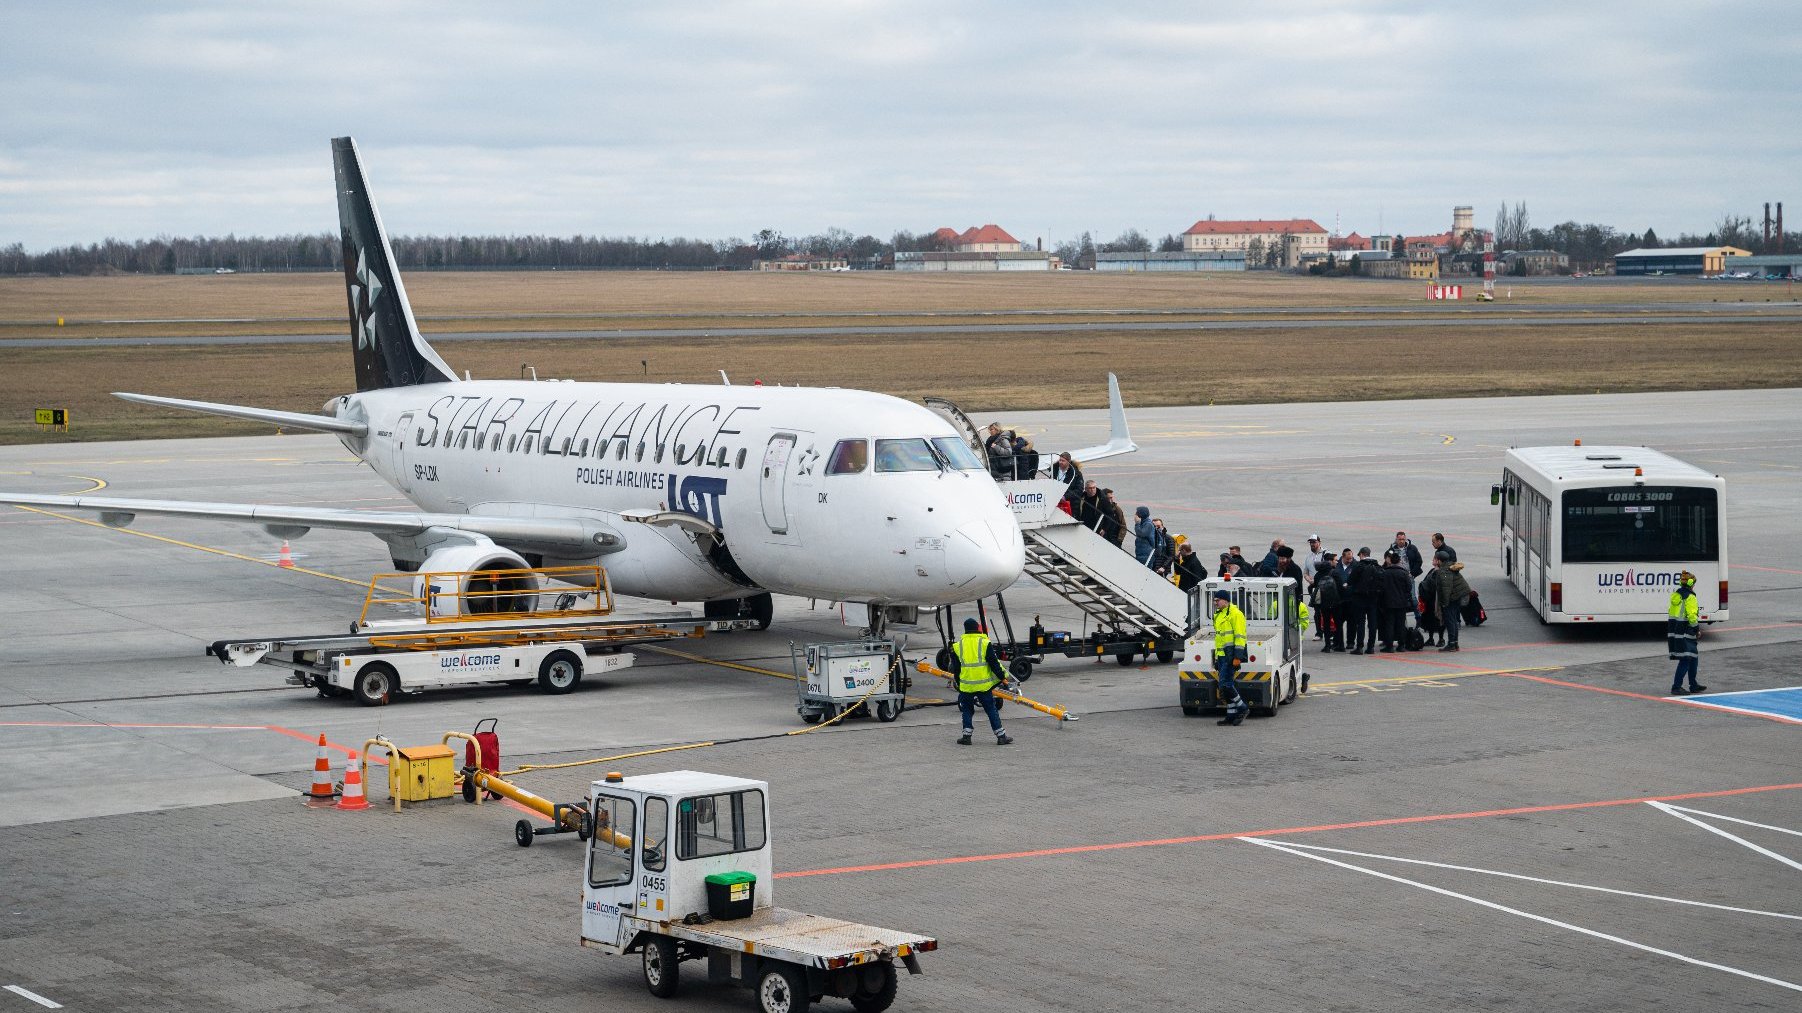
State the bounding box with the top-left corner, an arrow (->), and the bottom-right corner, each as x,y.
581,770 -> 934,1013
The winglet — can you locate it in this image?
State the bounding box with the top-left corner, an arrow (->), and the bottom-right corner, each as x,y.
1065,373 -> 1137,464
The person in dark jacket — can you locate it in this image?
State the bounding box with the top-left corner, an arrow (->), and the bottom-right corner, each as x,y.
1312,559 -> 1343,650
1076,480 -> 1103,530
1271,545 -> 1305,598
1345,547 -> 1383,654
1380,551 -> 1415,652
1228,545 -> 1252,575
1216,552 -> 1236,578
1433,551 -> 1472,652
1391,531 -> 1424,580
1256,539 -> 1285,577
1418,565 -> 1445,646
984,424 -> 1013,478
1099,489 -> 1127,547
1148,518 -> 1175,574
1132,506 -> 1157,565
1174,543 -> 1207,591
1012,436 -> 1040,479
1050,452 -> 1083,505
1430,532 -> 1456,564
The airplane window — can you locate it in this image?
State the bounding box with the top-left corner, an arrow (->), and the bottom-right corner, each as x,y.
457,432 -> 469,449
442,430 -> 452,448
874,438 -> 937,473
635,442 -> 645,462
736,448 -> 747,469
559,437 -> 571,454
675,443 -> 686,462
507,434 -> 517,452
616,440 -> 627,461
931,437 -> 983,471
492,433 -> 501,452
577,438 -> 588,457
826,439 -> 868,475
523,435 -> 535,453
655,443 -> 665,463
416,428 -> 425,443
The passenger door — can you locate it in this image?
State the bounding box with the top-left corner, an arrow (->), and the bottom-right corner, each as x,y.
583,792 -> 638,947
760,434 -> 796,534
389,412 -> 414,494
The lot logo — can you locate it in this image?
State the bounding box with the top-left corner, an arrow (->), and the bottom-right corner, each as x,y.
670,474 -> 728,527
1596,568 -> 1684,593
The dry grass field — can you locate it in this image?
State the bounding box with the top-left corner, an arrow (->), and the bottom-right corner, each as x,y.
2,270 -> 1791,340
5,318 -> 1799,444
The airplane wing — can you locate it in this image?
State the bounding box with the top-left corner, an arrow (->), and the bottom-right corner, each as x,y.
0,493 -> 623,555
1065,372 -> 1138,464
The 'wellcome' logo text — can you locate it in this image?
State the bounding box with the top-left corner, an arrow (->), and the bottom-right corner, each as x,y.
1595,569 -> 1684,593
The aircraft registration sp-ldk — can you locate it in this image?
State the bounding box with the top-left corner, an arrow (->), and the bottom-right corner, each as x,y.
2,138 -> 1136,627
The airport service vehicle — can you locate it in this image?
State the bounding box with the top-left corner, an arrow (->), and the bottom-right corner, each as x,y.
207,565 -> 704,704
790,639 -> 907,724
1493,445 -> 1728,624
0,137 -> 1140,633
581,770 -> 935,1013
1177,577 -> 1304,717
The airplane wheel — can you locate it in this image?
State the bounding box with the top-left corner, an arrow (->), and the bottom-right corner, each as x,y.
748,592 -> 774,630
935,647 -> 955,672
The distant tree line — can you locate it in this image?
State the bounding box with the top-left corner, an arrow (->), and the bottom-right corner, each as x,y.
5,209 -> 1798,276
1492,201 -> 1800,270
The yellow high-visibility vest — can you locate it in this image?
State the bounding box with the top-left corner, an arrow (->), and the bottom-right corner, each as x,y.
956,632 -> 999,693
1212,603 -> 1247,660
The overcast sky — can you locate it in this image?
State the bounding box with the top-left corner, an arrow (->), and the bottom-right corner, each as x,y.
2,3 -> 1797,250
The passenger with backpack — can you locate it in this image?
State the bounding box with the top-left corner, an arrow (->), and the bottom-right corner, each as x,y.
1433,551 -> 1472,652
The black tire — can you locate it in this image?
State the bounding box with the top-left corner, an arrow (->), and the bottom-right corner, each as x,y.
849,961 -> 898,1013
1182,703 -> 1201,716
514,819 -> 534,848
757,963 -> 809,1013
800,709 -> 824,725
1256,682 -> 1281,717
934,647 -> 955,672
642,935 -> 679,998
1301,671 -> 1311,695
538,650 -> 582,694
352,662 -> 397,707
1008,658 -> 1033,682
748,592 -> 774,631
1115,651 -> 1135,667
1156,649 -> 1175,664
874,698 -> 902,723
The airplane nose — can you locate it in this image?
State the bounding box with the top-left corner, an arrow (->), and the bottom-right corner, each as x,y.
947,518 -> 1023,596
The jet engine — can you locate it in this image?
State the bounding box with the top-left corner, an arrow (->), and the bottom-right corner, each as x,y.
412,543 -> 543,618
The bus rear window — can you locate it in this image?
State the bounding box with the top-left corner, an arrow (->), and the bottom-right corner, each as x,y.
1563,487 -> 1719,563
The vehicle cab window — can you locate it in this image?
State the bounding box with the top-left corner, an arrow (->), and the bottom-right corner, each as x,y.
588,795 -> 637,888
826,439 -> 868,475
874,438 -> 937,473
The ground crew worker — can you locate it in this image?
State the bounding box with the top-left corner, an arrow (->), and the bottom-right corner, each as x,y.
1211,590 -> 1250,726
949,617 -> 1013,745
1668,571 -> 1706,695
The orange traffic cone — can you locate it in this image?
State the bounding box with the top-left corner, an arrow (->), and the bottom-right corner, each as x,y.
335,754 -> 369,811
304,733 -> 337,807
277,540 -> 295,568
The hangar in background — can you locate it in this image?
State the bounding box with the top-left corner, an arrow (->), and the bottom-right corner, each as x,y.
1094,250 -> 1246,272
1613,246 -> 1752,276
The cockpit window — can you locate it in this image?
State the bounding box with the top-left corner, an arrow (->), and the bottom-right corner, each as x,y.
826,439 -> 868,475
874,438 -> 938,473
931,437 -> 983,471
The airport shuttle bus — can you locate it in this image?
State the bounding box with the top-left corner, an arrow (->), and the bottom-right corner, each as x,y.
1494,445 -> 1727,624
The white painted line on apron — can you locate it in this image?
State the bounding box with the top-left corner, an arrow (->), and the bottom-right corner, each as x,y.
3,986 -> 63,1009
1258,838 -> 1802,921
1243,836 -> 1802,996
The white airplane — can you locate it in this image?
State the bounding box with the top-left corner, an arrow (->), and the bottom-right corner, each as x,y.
3,137 -> 1136,628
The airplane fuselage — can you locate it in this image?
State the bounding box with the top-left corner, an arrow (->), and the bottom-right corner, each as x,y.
336,379 -> 1025,606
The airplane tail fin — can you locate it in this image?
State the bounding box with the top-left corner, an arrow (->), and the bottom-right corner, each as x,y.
331,136 -> 455,392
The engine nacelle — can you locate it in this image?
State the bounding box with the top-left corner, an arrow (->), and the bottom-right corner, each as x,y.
412,543 -> 543,618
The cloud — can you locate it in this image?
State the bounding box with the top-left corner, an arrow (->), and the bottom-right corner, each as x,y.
1,2 -> 1797,248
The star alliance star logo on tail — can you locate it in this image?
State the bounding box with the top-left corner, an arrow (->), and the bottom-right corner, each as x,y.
348,248 -> 384,350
